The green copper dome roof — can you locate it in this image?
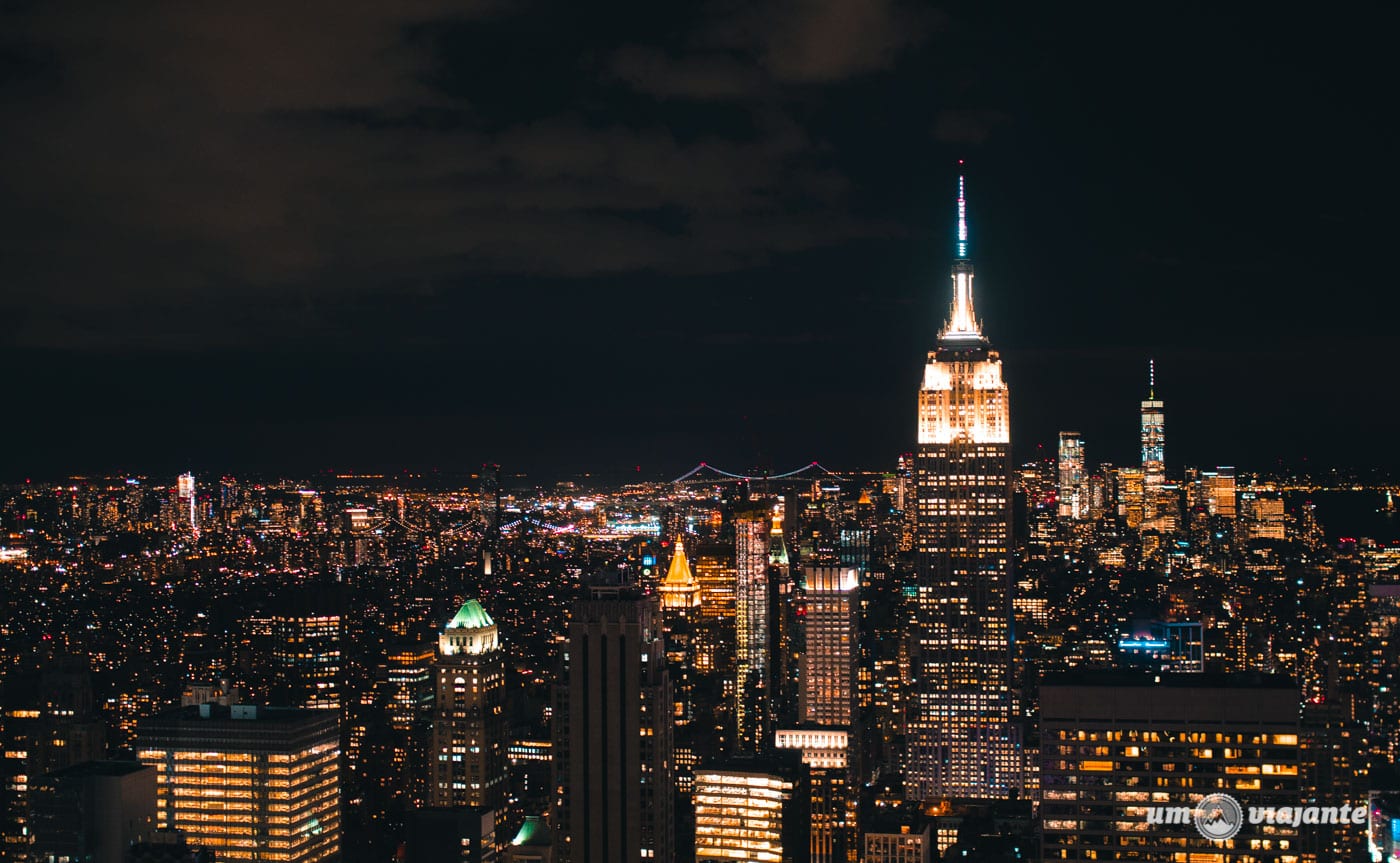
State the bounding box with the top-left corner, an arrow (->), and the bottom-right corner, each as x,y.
446,599 -> 495,630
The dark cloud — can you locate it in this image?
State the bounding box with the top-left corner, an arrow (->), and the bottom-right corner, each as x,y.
932,108 -> 1012,145
608,0 -> 938,97
3,2 -> 1394,477
0,1 -> 916,349
759,0 -> 934,82
697,0 -> 936,83
609,47 -> 765,100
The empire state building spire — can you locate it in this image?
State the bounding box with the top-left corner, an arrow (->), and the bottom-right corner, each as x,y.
910,165 -> 1018,801
941,168 -> 983,341
956,173 -> 969,260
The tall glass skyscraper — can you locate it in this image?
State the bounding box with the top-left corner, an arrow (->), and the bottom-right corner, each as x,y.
906,172 -> 1019,801
1141,360 -> 1165,519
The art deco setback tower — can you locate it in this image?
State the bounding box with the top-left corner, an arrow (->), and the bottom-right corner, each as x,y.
907,172 -> 1018,801
430,599 -> 507,813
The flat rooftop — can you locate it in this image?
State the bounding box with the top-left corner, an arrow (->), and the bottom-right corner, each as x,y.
51,760 -> 152,778
1040,671 -> 1299,725
136,704 -> 339,750
1041,670 -> 1295,689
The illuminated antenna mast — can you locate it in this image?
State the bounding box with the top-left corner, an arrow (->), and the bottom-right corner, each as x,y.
956,170 -> 969,260
1149,359 -> 1156,399
942,162 -> 982,340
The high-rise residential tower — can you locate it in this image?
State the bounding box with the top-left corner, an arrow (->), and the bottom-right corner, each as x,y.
907,172 -> 1019,801
430,600 -> 507,814
1056,432 -> 1086,520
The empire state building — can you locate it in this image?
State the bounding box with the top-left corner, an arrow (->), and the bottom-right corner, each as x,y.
906,173 -> 1020,801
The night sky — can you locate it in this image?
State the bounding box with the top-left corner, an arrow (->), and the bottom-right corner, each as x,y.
2,3 -> 1395,481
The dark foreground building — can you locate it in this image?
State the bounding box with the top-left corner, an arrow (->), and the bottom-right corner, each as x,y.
1039,672 -> 1318,862
553,586 -> 674,863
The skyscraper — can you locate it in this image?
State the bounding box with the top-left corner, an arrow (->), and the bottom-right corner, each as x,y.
28,761 -> 156,863
175,472 -> 197,535
692,542 -> 736,622
1140,360 -> 1165,520
553,587 -> 673,863
430,600 -> 507,814
385,641 -> 435,733
0,656 -> 107,859
793,565 -> 860,863
694,758 -> 808,863
1368,583 -> 1400,772
481,464 -> 502,548
1056,432 -> 1086,520
1202,466 -> 1238,518
734,506 -> 772,754
1039,672 -> 1307,862
268,611 -> 343,711
1116,466 -> 1146,529
774,729 -> 856,863
908,171 -> 1019,801
799,566 -> 858,728
136,704 -> 341,863
658,537 -> 701,780
657,538 -> 701,612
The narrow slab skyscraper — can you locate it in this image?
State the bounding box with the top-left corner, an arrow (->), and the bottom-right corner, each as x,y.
906,171 -> 1019,800
553,586 -> 674,863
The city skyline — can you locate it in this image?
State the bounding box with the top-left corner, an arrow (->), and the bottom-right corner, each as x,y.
2,4 -> 1398,863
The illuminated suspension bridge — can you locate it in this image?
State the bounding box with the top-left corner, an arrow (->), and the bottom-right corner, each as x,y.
670,461 -> 845,484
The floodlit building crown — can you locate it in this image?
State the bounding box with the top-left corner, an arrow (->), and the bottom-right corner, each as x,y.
658,538 -> 701,609
439,598 -> 499,655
